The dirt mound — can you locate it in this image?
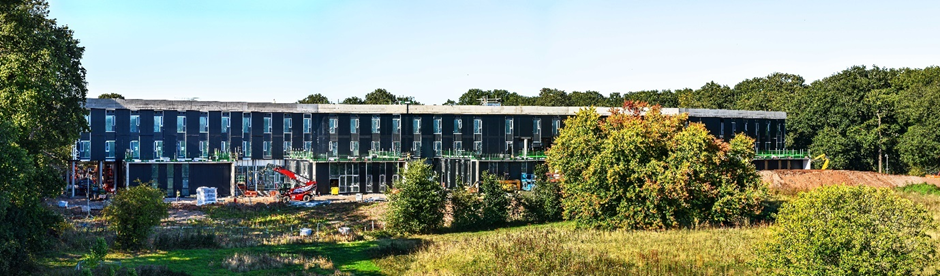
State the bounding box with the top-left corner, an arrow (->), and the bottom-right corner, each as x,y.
760,170 -> 940,193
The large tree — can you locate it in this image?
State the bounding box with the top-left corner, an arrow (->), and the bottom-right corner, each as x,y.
691,81 -> 734,109
0,0 -> 88,272
363,88 -> 397,104
97,93 -> 124,99
732,72 -> 807,111
297,93 -> 330,104
569,90 -> 606,106
341,96 -> 364,104
894,67 -> 940,174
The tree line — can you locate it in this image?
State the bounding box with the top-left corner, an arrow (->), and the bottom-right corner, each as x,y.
300,66 -> 940,175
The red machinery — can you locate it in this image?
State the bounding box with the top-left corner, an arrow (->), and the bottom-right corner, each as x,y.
272,166 -> 317,202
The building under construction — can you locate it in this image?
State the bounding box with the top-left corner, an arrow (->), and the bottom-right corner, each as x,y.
67,98 -> 807,198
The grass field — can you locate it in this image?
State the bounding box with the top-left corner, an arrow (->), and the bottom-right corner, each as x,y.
43,185 -> 940,275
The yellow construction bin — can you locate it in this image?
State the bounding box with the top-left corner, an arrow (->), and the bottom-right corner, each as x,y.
331,187 -> 339,195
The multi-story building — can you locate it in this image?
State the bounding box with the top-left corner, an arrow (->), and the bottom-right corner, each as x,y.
68,98 -> 805,198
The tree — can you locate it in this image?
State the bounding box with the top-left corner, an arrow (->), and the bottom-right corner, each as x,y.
547,103 -> 766,229
756,185 -> 936,275
386,160 -> 446,235
569,90 -> 606,106
341,96 -> 364,104
364,88 -> 397,104
894,67 -> 940,174
732,72 -> 806,111
533,88 -> 570,106
297,93 -> 330,104
449,186 -> 482,230
0,0 -> 87,272
97,93 -> 124,99
103,184 -> 169,250
523,163 -> 563,222
691,81 -> 734,109
479,172 -> 509,227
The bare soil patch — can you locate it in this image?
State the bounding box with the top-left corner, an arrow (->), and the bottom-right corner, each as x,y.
760,170 -> 940,194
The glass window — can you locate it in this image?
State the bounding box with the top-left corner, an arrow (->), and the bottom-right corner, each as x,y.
199,141 -> 208,158
413,118 -> 421,134
263,141 -> 271,158
284,141 -> 291,154
177,115 -> 186,133
303,118 -> 311,134
242,141 -> 251,158
284,117 -> 292,133
413,141 -> 421,156
433,118 -> 442,134
505,141 -> 512,153
473,141 -> 482,154
329,118 -> 338,134
84,113 -> 90,129
130,115 -> 139,133
154,140 -> 163,159
105,115 -> 115,132
105,140 -> 115,158
505,118 -> 513,134
392,118 -> 401,134
304,141 -> 312,151
433,141 -> 441,156
732,122 -> 737,134
199,114 -> 208,133
720,120 -> 725,139
177,140 -> 185,158
154,114 -> 163,132
533,118 -> 541,135
371,141 -> 381,151
264,116 -> 272,133
80,140 -> 91,159
474,119 -> 482,134
221,141 -> 229,153
552,118 -> 561,136
351,117 -> 359,134
221,114 -> 230,133
454,141 -> 462,150
243,115 -> 251,134
454,119 -> 462,134
130,140 -> 140,159
350,141 -> 359,156
329,141 -> 337,156
372,116 -> 380,133
392,141 -> 401,153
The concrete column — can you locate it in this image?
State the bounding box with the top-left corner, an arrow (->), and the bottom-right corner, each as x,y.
230,162 -> 236,198
69,161 -> 75,197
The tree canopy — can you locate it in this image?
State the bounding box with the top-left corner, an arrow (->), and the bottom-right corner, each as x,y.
297,93 -> 330,104
97,93 -> 124,99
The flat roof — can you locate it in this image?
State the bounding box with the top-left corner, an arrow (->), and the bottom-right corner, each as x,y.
84,98 -> 786,119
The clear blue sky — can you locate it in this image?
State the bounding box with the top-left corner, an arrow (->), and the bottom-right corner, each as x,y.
48,0 -> 940,104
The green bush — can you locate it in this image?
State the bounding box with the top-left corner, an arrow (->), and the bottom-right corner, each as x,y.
522,164 -> 563,223
897,183 -> 940,196
103,184 -> 169,250
756,185 -> 937,275
480,172 -> 509,227
81,237 -> 108,269
547,104 -> 766,229
386,160 -> 446,235
449,186 -> 482,230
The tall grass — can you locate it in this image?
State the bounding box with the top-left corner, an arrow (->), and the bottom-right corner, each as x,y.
377,222 -> 769,275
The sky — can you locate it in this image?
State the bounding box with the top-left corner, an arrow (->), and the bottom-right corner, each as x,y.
48,0 -> 940,104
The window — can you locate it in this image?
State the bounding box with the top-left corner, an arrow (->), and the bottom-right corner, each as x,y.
720,120 -> 725,139
264,116 -> 272,133
177,140 -> 185,158
454,141 -> 462,150
105,114 -> 115,132
505,118 -> 513,134
392,118 -> 401,134
433,141 -> 442,156
350,141 -> 360,156
154,140 -> 163,159
413,141 -> 421,156
351,117 -> 359,134
154,114 -> 163,132
282,117 -> 291,133
454,118 -> 462,134
505,141 -> 513,153
552,118 -> 561,136
371,141 -> 381,151
433,118 -> 442,134
474,119 -> 482,134
243,114 -> 251,134
84,113 -> 90,129
221,114 -> 230,133
329,118 -> 338,134
766,121 -> 771,137
199,141 -> 208,158
392,141 -> 401,153
130,140 -> 140,159
79,140 -> 91,159
130,115 -> 139,133
413,118 -> 421,134
328,141 -> 337,156
372,116 -> 380,133
303,118 -> 311,134
199,113 -> 208,133
732,122 -> 737,134
177,115 -> 186,133
473,141 -> 482,154
263,141 -> 272,158
242,141 -> 251,158
221,141 -> 229,153
105,140 -> 115,158
533,118 -> 541,135
284,141 -> 291,154
303,141 -> 312,152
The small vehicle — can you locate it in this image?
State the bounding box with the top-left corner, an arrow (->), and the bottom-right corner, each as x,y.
272,166 -> 317,202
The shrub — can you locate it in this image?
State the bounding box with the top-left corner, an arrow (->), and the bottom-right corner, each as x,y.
480,172 -> 509,227
386,160 -> 446,235
103,184 -> 169,250
897,183 -> 940,196
81,237 -> 109,269
756,185 -> 937,275
547,103 -> 766,229
521,164 -> 563,222
449,186 -> 482,230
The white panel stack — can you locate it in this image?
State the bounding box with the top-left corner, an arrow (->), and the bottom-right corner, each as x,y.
196,186 -> 217,206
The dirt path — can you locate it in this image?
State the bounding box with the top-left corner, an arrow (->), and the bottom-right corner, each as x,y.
760,170 -> 940,193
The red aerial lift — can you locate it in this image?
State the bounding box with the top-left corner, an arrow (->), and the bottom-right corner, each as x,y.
272,166 -> 317,202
